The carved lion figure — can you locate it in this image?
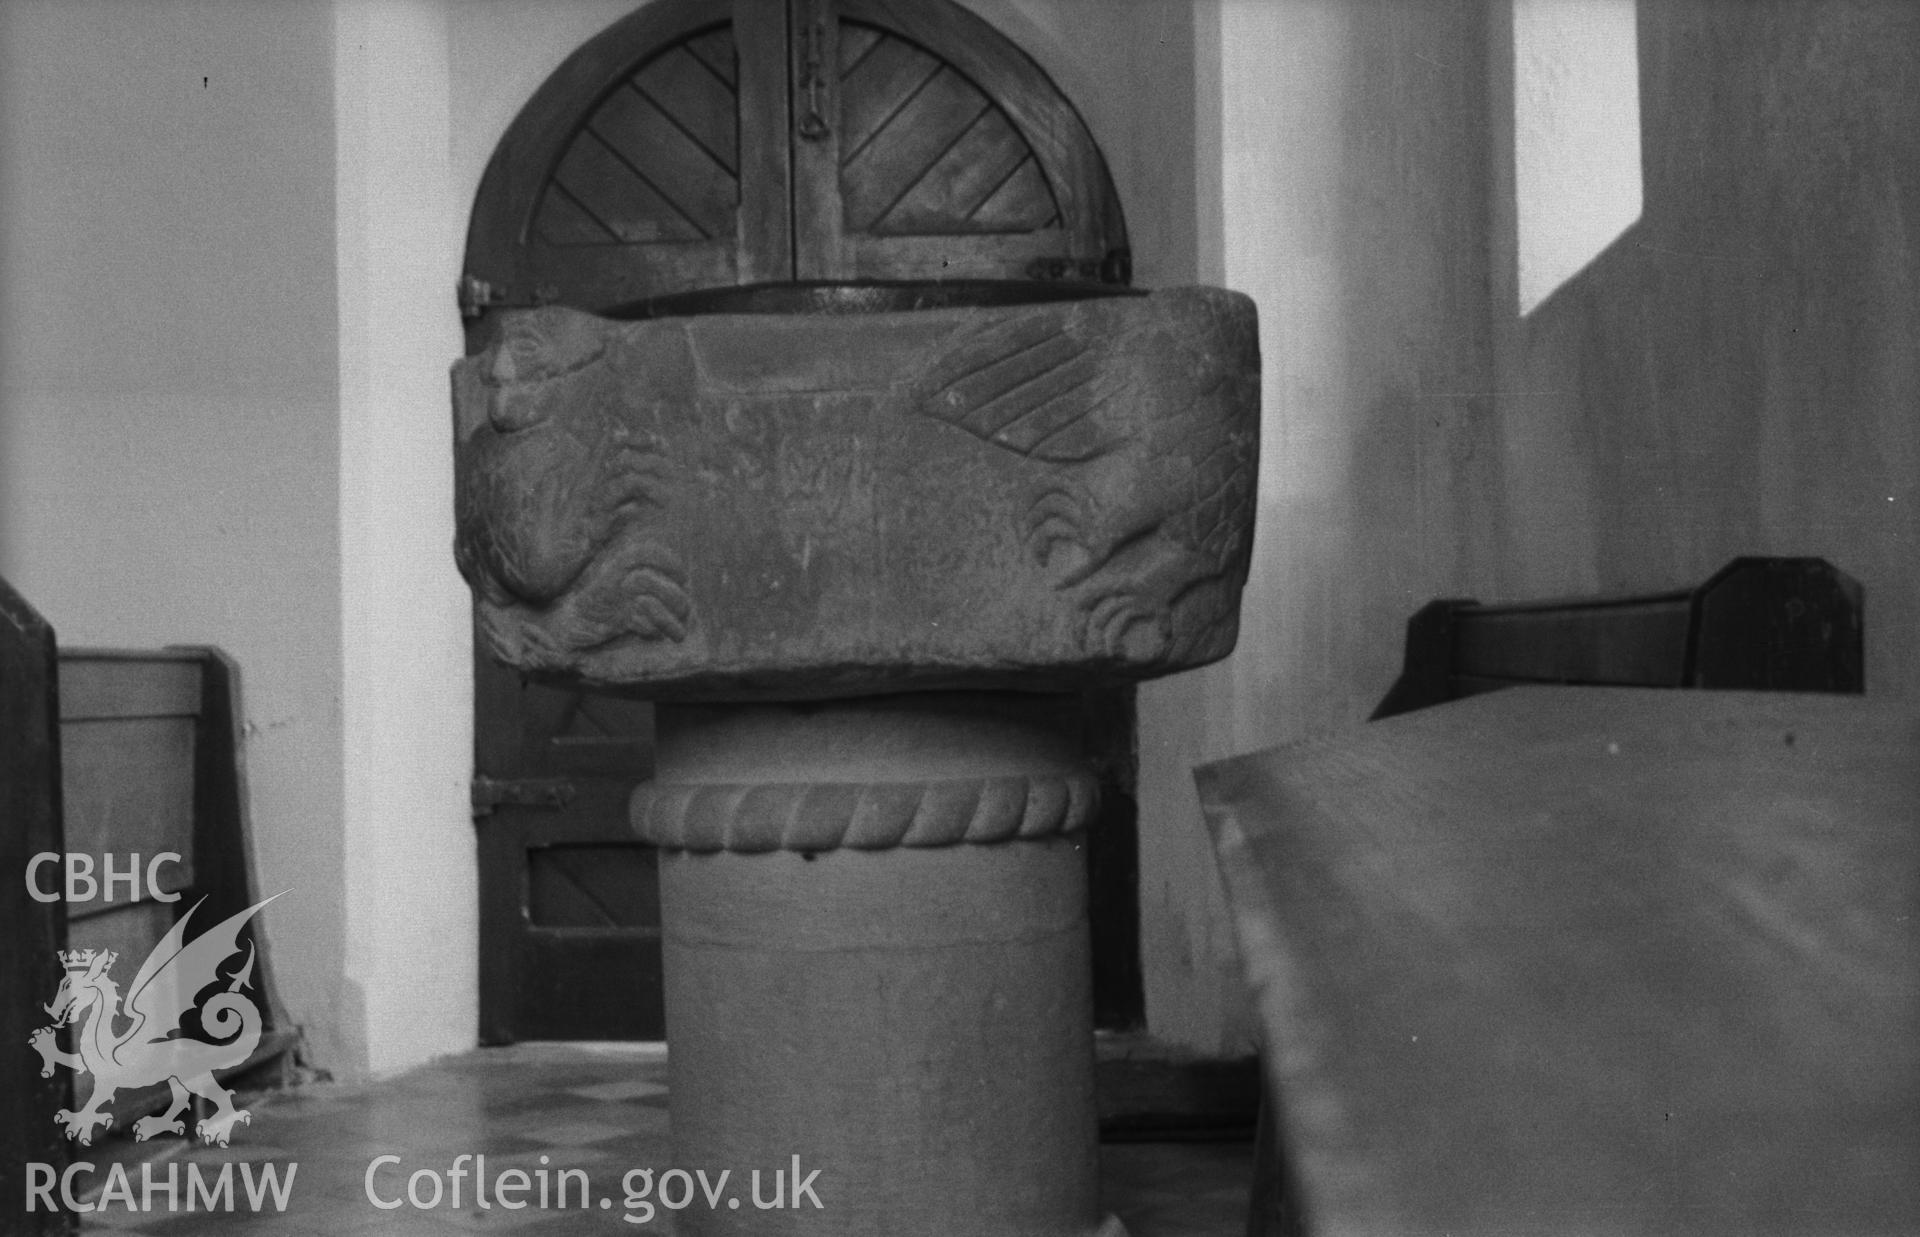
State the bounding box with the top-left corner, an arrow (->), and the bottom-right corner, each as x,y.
454,308 -> 691,668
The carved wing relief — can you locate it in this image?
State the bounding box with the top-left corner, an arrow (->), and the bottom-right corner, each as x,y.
913,314 -> 1121,463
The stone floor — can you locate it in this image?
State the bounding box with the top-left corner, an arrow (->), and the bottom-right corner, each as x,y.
70,1042 -> 1252,1236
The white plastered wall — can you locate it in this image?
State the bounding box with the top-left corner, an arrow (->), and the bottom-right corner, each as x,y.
1140,0 -> 1501,1051
0,0 -> 356,1072
333,0 -> 477,1077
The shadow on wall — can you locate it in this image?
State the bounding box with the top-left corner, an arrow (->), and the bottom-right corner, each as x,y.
1335,0 -> 1504,715
1491,0 -> 1919,699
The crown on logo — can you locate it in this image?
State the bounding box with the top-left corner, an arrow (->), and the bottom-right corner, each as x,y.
57,948 -> 115,971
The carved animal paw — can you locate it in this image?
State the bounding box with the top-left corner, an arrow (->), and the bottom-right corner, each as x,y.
197,1110 -> 251,1148
1084,591 -> 1173,662
568,537 -> 693,647
600,431 -> 679,518
133,1114 -> 186,1142
1023,487 -> 1095,581
56,1108 -> 112,1147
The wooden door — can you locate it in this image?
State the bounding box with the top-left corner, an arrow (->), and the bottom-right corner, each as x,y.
475,655 -> 666,1041
462,0 -> 1126,323
463,0 -> 793,318
787,0 -> 1125,282
466,0 -> 1138,1042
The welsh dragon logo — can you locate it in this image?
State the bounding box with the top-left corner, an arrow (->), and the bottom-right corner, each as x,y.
30,893 -> 281,1148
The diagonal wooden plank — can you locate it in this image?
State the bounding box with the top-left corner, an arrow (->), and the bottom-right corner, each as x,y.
877,106 -> 1036,235
838,21 -> 883,78
837,31 -> 942,167
965,152 -> 1035,222
968,156 -> 1060,232
842,66 -> 993,232
566,693 -> 654,740
552,130 -> 704,243
547,692 -> 596,739
529,845 -> 662,929
633,46 -> 738,175
682,25 -> 737,88
534,182 -> 622,245
587,84 -> 737,239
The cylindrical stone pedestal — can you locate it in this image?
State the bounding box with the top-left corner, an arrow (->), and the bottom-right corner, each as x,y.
634,694 -> 1121,1237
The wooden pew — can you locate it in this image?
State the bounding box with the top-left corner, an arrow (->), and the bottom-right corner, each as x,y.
1,578 -> 73,1236
56,647 -> 297,1130
1197,687 -> 1919,1236
56,651 -> 205,982
1372,557 -> 1863,720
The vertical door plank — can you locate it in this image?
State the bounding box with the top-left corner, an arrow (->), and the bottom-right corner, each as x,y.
736,0 -> 795,282
789,0 -> 848,279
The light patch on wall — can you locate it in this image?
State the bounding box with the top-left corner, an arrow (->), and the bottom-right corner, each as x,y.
1513,0 -> 1642,315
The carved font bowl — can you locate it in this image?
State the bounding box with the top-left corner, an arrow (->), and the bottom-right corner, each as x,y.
452,286 -> 1260,701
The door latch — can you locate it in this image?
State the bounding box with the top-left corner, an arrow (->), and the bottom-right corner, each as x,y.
796,2 -> 831,141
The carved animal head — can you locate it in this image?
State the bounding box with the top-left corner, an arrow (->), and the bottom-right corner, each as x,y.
481,308 -> 610,434
454,308 -> 635,608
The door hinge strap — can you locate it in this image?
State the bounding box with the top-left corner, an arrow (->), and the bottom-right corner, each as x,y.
1026,249 -> 1132,285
